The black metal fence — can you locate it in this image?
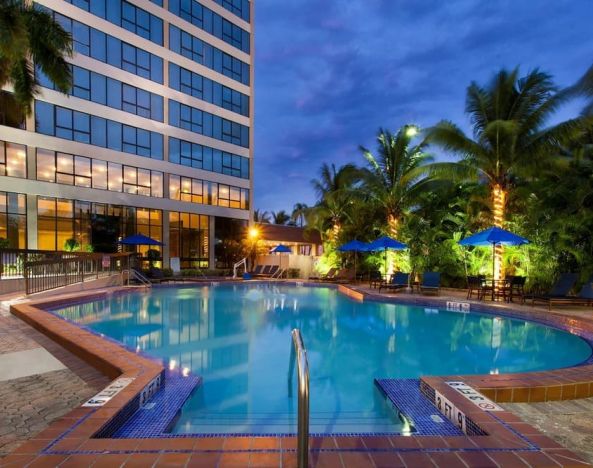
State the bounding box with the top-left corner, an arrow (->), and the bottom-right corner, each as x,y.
23,252 -> 131,295
0,248 -> 98,279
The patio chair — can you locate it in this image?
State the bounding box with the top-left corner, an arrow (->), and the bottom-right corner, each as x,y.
379,272 -> 409,292
420,272 -> 440,295
525,273 -> 579,306
310,267 -> 337,281
466,275 -> 488,300
506,275 -> 526,303
369,270 -> 383,289
251,265 -> 264,276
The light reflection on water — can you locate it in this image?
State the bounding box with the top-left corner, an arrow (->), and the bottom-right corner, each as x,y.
54,284 -> 592,434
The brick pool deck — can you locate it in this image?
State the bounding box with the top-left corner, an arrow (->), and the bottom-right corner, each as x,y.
2,283 -> 593,467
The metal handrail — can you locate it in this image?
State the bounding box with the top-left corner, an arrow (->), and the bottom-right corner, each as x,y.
289,329 -> 310,468
124,269 -> 152,288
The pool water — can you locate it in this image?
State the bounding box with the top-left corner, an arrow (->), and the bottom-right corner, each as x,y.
53,284 -> 592,435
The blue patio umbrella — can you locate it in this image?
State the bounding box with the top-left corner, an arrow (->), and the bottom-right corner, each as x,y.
337,240 -> 369,252
118,234 -> 163,246
270,244 -> 291,270
459,227 -> 529,278
338,240 -> 369,278
366,236 -> 408,274
270,244 -> 292,253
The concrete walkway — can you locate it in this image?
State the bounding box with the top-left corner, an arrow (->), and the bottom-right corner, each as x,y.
0,299 -> 110,457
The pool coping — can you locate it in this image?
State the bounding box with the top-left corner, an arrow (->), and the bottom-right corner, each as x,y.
5,282 -> 592,467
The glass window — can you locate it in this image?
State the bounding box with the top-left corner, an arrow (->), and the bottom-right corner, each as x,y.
93,160 -> 107,189
0,141 -> 27,178
35,101 -> 163,159
0,191 -> 27,248
168,25 -> 249,85
108,162 -> 123,192
168,137 -> 249,180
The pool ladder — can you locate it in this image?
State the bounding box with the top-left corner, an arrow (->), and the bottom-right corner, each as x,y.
289,329 -> 310,468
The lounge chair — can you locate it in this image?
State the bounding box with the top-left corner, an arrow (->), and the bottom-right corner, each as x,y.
266,265 -> 280,278
310,267 -> 337,281
420,272 -> 440,295
379,272 -> 409,292
525,273 -> 578,306
530,277 -> 593,310
253,265 -> 272,278
326,268 -> 355,284
251,265 -> 264,276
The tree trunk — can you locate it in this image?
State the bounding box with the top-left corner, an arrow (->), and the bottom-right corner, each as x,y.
387,214 -> 399,239
492,184 -> 506,282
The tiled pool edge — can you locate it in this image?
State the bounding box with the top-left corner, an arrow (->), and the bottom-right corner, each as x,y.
340,283 -> 593,404
4,284 -> 592,467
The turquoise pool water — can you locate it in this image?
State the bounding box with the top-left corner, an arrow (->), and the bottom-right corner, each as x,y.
53,284 -> 592,435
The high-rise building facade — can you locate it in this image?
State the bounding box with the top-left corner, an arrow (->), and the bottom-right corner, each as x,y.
0,0 -> 253,269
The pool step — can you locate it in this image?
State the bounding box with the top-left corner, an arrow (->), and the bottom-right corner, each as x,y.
175,411 -> 400,435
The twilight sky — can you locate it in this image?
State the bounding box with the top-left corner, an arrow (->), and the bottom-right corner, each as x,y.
253,0 -> 593,213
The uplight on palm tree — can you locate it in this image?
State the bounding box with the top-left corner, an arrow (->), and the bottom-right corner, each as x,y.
360,125 -> 434,238
310,163 -> 361,241
428,68 -> 592,281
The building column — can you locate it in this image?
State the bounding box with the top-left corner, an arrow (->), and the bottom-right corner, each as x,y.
162,210 -> 170,268
209,216 -> 215,269
26,194 -> 37,250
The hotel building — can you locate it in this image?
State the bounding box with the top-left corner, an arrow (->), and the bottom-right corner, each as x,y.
0,0 -> 254,269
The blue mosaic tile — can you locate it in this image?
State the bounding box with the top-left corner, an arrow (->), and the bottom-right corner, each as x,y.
375,379 -> 463,436
112,369 -> 201,438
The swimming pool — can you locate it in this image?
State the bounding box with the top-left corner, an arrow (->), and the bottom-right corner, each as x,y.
52,283 -> 592,435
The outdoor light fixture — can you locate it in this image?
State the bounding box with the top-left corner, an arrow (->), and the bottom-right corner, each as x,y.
248,227 -> 259,239
405,126 -> 419,137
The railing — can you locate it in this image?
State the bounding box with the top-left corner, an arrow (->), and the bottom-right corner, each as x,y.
288,329 -> 310,468
123,269 -> 152,288
0,248 -> 95,279
24,253 -> 130,295
233,257 -> 247,278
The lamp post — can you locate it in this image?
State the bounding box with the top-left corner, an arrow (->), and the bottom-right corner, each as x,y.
247,227 -> 260,271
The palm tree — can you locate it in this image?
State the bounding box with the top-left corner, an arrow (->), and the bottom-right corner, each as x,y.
360,125 -> 434,238
427,67 -> 592,279
291,203 -> 308,227
0,0 -> 72,123
310,163 -> 361,240
271,210 -> 290,225
253,209 -> 271,223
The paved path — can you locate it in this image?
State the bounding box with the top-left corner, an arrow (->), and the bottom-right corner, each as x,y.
0,302 -> 110,457
504,398 -> 593,464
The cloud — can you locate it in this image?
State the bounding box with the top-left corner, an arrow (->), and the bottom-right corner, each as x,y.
253,0 -> 593,212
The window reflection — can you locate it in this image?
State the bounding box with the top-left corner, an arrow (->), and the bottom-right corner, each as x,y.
35,149 -> 163,197
0,141 -> 27,178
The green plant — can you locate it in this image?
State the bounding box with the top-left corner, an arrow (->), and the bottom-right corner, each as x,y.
0,238 -> 9,249
63,238 -> 80,252
146,249 -> 160,268
287,268 -> 300,279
